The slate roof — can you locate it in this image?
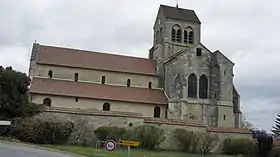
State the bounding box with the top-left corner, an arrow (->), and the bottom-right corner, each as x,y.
30,77 -> 168,105
36,44 -> 158,76
160,5 -> 201,24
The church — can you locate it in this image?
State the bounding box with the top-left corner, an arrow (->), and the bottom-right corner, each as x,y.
28,4 -> 242,129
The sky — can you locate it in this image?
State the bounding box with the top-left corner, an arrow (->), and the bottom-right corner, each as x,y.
0,0 -> 279,131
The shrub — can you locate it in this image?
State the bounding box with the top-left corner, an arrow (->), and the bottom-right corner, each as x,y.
222,138 -> 257,155
94,126 -> 131,142
94,126 -> 112,141
173,128 -> 196,152
173,129 -> 218,154
197,132 -> 219,154
8,117 -> 74,144
133,125 -> 165,150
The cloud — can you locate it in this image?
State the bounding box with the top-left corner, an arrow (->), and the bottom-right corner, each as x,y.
0,0 -> 279,131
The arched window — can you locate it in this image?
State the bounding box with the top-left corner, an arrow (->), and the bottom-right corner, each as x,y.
184,30 -> 188,43
101,76 -> 106,84
43,98 -> 51,107
199,75 -> 208,99
171,29 -> 176,42
171,25 -> 182,43
176,29 -> 181,42
154,106 -> 161,118
148,81 -> 152,89
48,70 -> 53,79
103,102 -> 110,111
188,73 -> 197,98
127,79 -> 131,87
74,73 -> 79,81
188,31 -> 194,44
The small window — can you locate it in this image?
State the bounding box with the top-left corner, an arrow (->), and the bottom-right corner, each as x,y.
223,115 -> 226,120
43,98 -> 51,107
154,106 -> 161,118
74,73 -> 79,81
148,82 -> 152,89
224,70 -> 226,75
127,79 -> 131,87
103,102 -> 110,111
101,76 -> 106,84
75,97 -> 79,102
196,48 -> 202,56
214,94 -> 217,99
48,70 -> 53,78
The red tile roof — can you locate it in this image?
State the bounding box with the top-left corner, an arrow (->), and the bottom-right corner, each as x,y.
30,77 -> 168,105
36,44 -> 158,76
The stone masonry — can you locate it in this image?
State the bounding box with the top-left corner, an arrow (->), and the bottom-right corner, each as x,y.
149,5 -> 241,128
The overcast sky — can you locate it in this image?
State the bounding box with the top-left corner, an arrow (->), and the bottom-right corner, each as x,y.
0,0 -> 279,131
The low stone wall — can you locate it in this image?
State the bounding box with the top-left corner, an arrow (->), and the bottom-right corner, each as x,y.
35,107 -> 253,151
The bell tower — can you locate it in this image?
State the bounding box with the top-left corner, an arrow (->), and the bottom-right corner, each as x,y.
149,4 -> 201,88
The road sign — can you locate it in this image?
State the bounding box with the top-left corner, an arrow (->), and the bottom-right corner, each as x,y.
118,140 -> 140,147
0,121 -> 11,126
105,140 -> 117,151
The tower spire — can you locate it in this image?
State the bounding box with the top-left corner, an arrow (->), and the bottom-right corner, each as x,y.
176,0 -> 179,8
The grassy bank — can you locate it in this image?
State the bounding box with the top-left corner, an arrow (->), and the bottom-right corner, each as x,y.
44,145 -> 234,157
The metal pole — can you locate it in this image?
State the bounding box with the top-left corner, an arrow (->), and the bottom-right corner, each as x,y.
127,146 -> 130,157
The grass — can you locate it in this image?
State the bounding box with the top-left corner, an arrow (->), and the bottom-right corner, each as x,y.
44,145 -> 235,157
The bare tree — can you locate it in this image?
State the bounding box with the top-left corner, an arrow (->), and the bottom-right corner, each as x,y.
240,114 -> 254,129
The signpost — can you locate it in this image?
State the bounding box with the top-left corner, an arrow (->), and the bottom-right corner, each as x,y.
0,121 -> 11,126
105,140 -> 117,152
118,140 -> 140,157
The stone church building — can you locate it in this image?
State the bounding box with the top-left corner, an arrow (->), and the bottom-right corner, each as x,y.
28,4 -> 242,129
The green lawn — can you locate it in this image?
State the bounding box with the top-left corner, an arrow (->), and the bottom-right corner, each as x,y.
44,145 -> 235,157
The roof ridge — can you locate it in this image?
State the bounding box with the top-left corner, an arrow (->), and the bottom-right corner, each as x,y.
39,44 -> 153,61
160,4 -> 195,12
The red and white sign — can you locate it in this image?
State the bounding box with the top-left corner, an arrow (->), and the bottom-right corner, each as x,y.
105,140 -> 116,151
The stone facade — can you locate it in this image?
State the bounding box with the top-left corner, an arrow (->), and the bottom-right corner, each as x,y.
149,5 -> 241,128
32,94 -> 167,118
35,64 -> 159,89
28,5 -> 242,130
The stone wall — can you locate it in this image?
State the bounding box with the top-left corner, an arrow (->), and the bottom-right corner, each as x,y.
36,64 -> 158,89
35,108 -> 252,152
32,95 -> 167,118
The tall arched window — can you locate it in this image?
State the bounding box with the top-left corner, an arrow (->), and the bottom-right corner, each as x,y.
171,29 -> 176,42
154,106 -> 161,118
103,102 -> 110,111
199,75 -> 208,99
48,70 -> 53,79
101,76 -> 106,84
188,31 -> 194,44
185,27 -> 194,44
171,25 -> 182,43
127,79 -> 131,87
184,30 -> 188,43
43,98 -> 51,107
188,73 -> 197,98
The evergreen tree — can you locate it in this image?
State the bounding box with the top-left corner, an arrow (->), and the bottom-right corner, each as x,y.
271,113 -> 280,140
